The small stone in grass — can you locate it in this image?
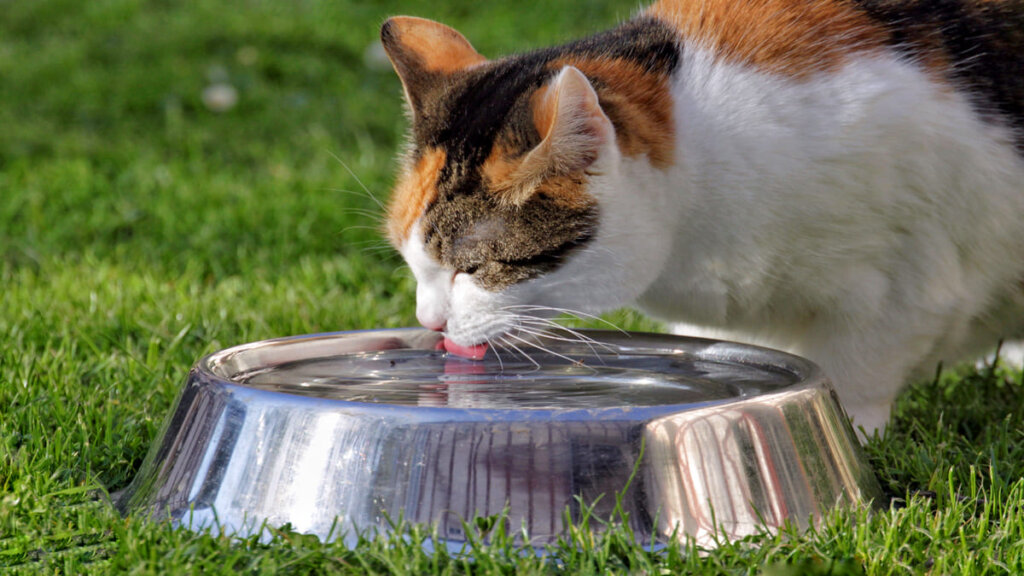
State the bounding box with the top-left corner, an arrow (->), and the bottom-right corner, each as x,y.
202,83 -> 238,113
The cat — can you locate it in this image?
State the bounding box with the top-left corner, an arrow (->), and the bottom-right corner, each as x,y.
378,0 -> 1024,435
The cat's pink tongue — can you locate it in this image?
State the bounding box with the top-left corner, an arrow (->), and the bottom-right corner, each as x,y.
443,337 -> 489,360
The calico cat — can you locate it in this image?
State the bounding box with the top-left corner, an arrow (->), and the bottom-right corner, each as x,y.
379,0 -> 1024,434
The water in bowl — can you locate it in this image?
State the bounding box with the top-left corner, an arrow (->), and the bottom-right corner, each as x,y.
236,346 -> 796,409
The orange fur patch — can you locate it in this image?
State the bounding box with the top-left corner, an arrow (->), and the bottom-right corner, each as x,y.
481,142 -> 522,193
531,83 -> 558,140
536,174 -> 597,211
646,0 -> 889,77
385,16 -> 486,74
482,141 -> 594,210
553,57 -> 676,167
483,58 -> 676,206
387,147 -> 446,245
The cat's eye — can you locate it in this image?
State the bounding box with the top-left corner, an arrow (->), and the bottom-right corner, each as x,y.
461,265 -> 480,275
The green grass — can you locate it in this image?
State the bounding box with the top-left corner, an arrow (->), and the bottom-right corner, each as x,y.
2,0 -> 1023,573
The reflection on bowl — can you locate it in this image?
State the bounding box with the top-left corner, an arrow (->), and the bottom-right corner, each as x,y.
117,328 -> 882,549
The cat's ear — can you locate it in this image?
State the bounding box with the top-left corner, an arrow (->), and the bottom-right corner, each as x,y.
497,66 -> 613,206
380,17 -> 486,114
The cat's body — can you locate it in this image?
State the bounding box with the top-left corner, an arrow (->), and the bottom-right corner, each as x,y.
380,0 -> 1024,434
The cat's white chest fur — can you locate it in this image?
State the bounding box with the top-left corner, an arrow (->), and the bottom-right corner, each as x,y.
612,47 -> 1024,432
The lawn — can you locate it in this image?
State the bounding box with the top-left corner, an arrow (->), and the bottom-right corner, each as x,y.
2,0 -> 1023,573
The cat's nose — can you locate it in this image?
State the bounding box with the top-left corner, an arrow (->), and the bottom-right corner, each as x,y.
415,282 -> 449,332
417,313 -> 447,332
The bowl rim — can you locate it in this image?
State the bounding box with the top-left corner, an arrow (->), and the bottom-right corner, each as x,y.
190,327 -> 831,418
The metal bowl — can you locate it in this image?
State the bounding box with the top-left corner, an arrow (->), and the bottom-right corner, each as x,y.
118,328 -> 882,549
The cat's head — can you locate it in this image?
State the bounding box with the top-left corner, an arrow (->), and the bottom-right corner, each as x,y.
380,16 -> 677,348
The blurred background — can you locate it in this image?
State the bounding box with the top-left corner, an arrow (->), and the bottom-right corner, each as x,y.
1,0 -> 641,276
0,0 -> 647,492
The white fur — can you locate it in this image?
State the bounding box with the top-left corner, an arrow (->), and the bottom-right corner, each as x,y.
405,46 -> 1024,435
402,227 -> 514,343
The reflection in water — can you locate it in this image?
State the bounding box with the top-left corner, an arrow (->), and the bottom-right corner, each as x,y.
238,349 -> 794,409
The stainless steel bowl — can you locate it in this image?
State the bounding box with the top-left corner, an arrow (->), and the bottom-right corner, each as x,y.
118,328 -> 882,549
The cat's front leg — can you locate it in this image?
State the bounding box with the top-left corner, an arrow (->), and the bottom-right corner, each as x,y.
667,319 -> 927,438
795,318 -> 948,439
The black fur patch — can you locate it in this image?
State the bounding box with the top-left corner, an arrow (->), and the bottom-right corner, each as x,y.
852,0 -> 1024,150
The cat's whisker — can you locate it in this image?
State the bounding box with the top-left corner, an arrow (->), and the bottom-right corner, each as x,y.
493,307 -> 620,355
489,334 -> 515,356
359,247 -> 401,259
496,335 -> 540,370
345,240 -> 396,254
339,218 -> 387,234
501,305 -> 629,334
337,207 -> 386,221
517,326 -> 616,364
512,324 -> 607,359
504,331 -> 582,366
352,238 -> 393,248
484,334 -> 504,371
514,315 -> 604,343
497,334 -> 536,365
341,224 -> 390,236
326,149 -> 385,210
513,319 -> 617,355
326,187 -> 388,211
